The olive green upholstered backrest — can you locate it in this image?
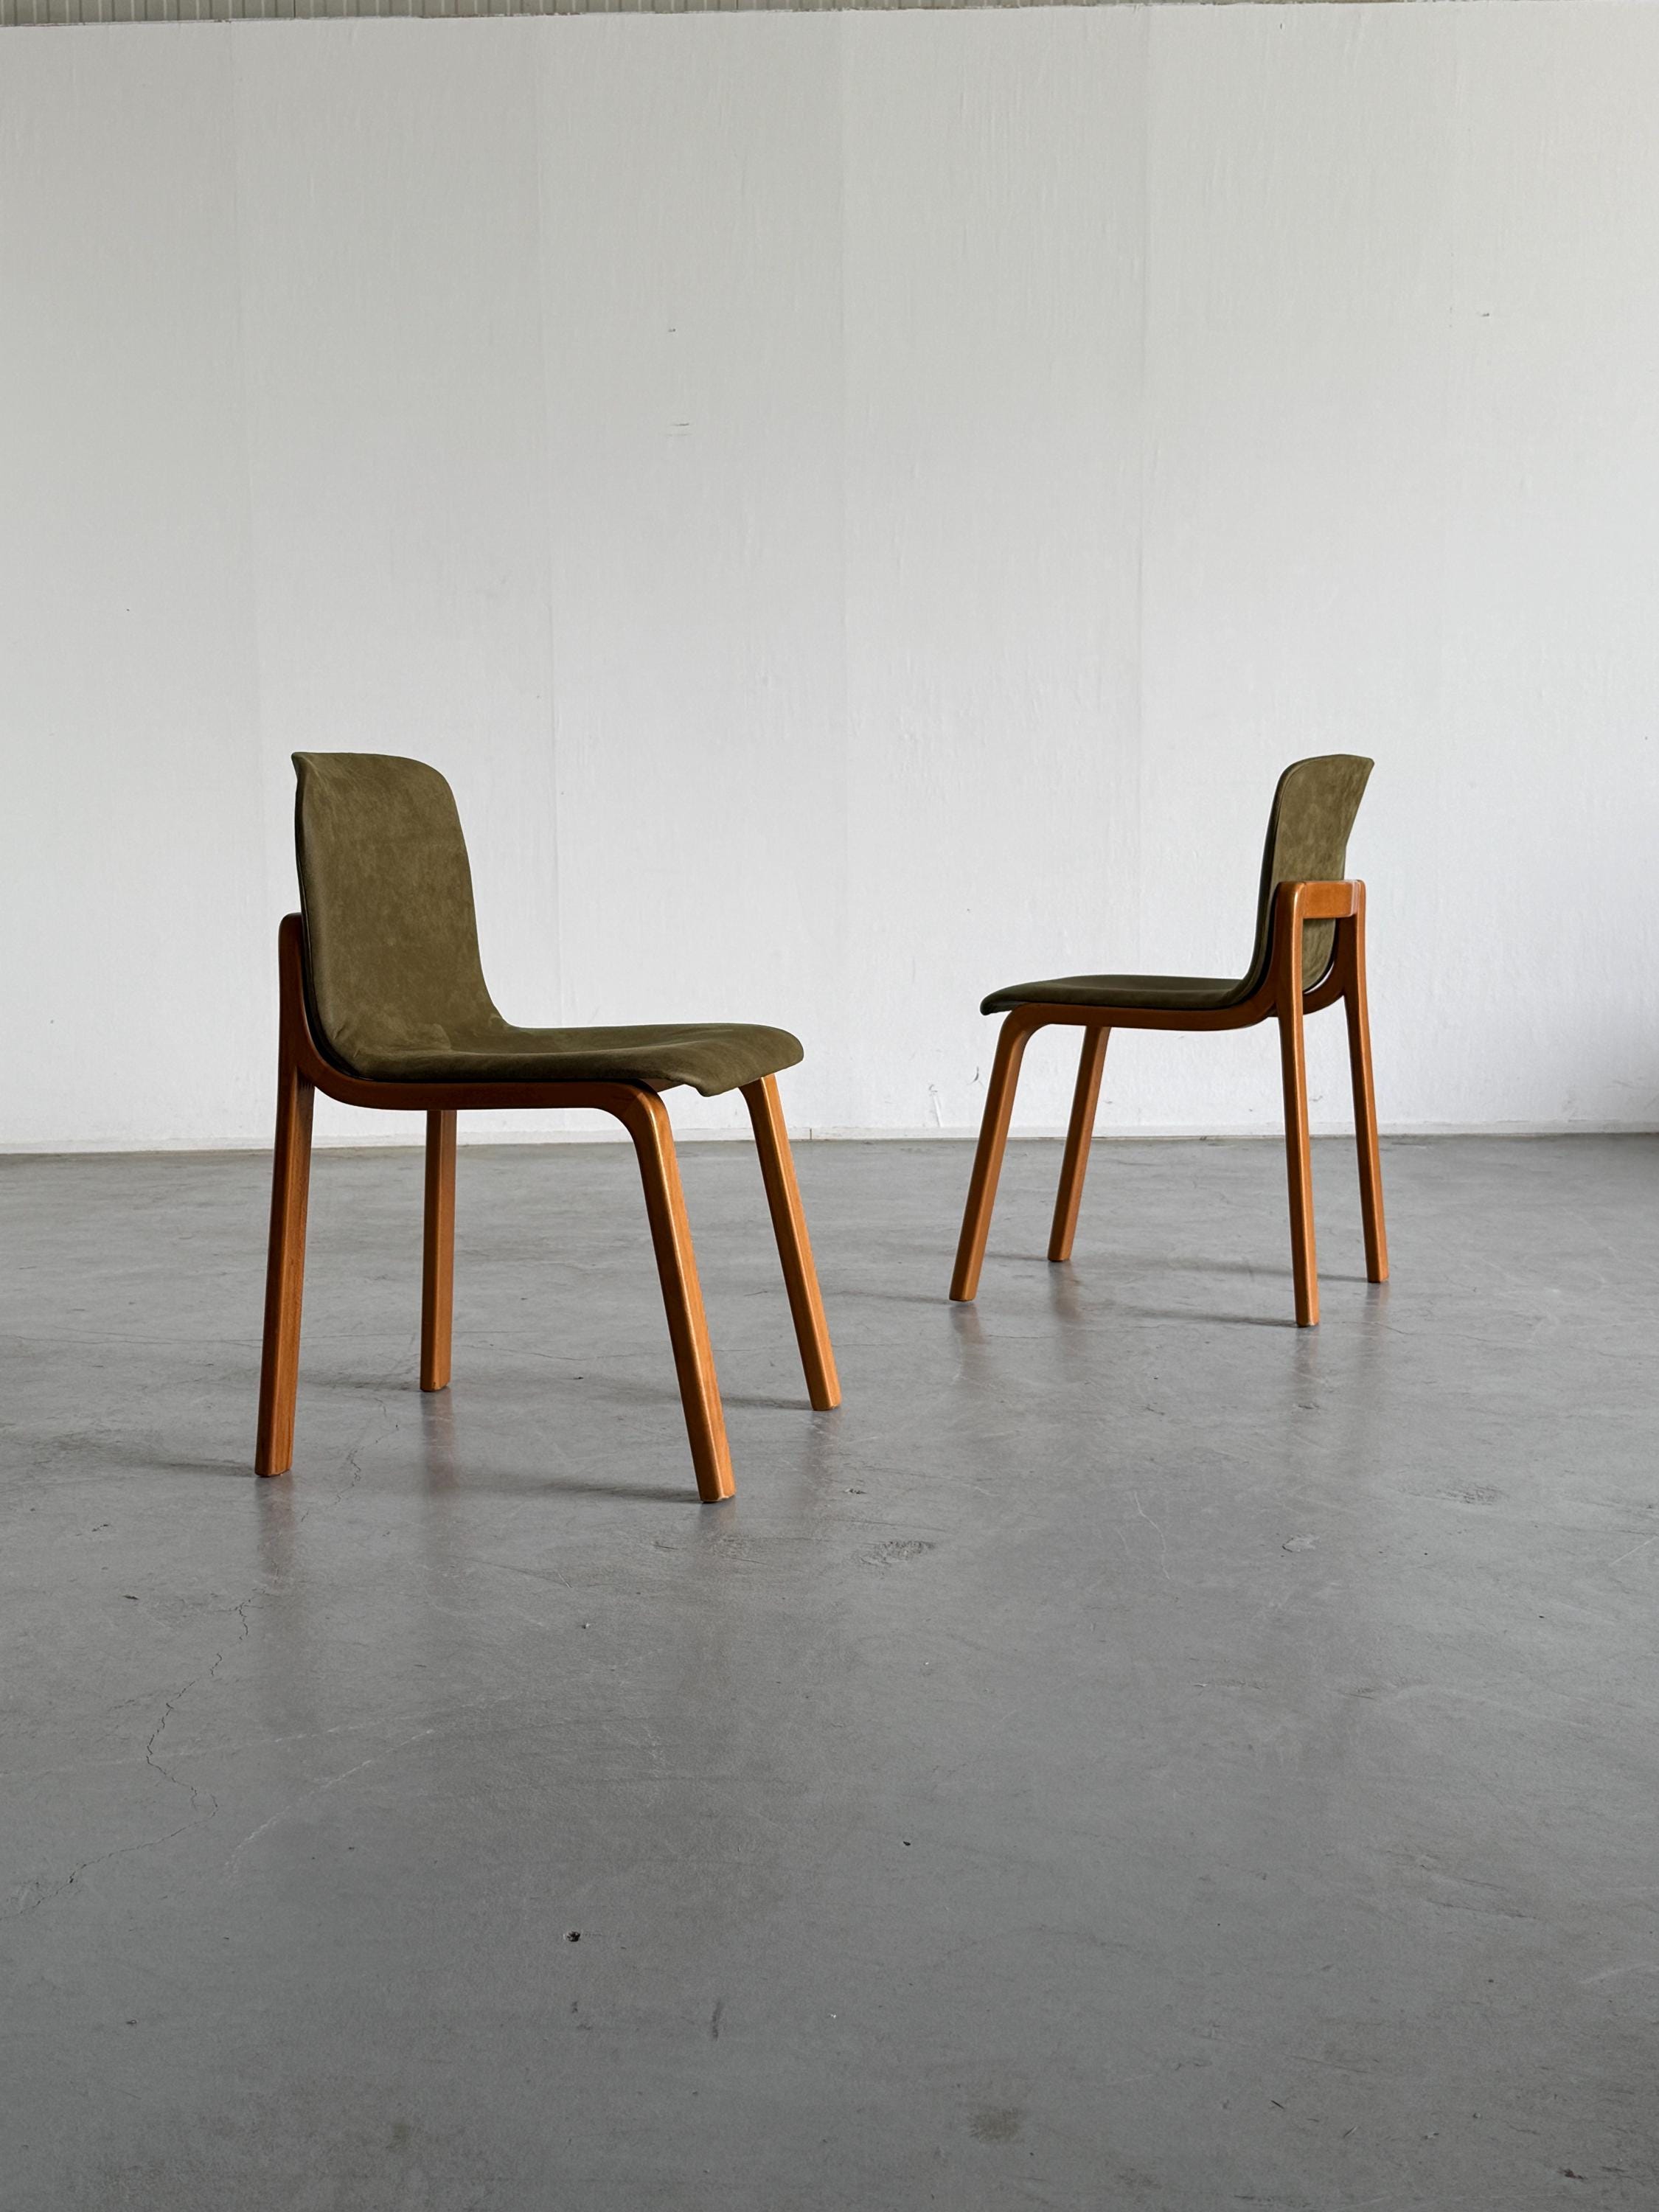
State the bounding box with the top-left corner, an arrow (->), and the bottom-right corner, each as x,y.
293,752 -> 499,1071
1242,755 -> 1374,991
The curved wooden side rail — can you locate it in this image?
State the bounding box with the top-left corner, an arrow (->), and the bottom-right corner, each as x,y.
949,880 -> 1387,1326
255,915 -> 838,1500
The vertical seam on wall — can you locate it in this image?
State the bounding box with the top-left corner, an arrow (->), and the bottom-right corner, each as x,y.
834,1 -> 850,1138
224,19 -> 282,1054
526,15 -> 565,1022
1433,0 -> 1464,1039
1132,0 -> 1150,975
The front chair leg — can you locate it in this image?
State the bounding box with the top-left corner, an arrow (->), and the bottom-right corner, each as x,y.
1273,889 -> 1319,1327
1277,1003 -> 1319,1328
421,1109 -> 456,1391
614,1089 -> 734,1503
950,1011 -> 1037,1302
741,1076 -> 840,1411
255,1053 -> 316,1475
1048,1024 -> 1110,1264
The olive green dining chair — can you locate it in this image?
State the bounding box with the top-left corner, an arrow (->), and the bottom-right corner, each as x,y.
951,754 -> 1387,1327
255,752 -> 838,1501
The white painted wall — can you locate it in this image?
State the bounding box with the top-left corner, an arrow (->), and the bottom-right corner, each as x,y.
3,4 -> 1658,1150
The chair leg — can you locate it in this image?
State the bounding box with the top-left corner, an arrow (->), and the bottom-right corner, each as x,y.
950,1012 -> 1036,1302
1340,911 -> 1388,1285
741,1076 -> 840,1411
255,1054 -> 315,1476
1276,992 -> 1319,1329
616,1089 -> 734,1503
1048,1025 -> 1110,1264
421,1108 -> 456,1391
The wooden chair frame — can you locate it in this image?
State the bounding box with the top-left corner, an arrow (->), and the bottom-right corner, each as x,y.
950,880 -> 1387,1327
255,915 -> 839,1500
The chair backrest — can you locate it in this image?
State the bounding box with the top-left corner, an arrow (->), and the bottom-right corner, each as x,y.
1241,754 -> 1374,992
293,752 -> 498,1071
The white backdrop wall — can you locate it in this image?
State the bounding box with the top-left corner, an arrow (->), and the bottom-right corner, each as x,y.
3,4 -> 1658,1150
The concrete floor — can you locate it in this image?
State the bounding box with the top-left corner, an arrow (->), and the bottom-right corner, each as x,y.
1,1134 -> 1655,2211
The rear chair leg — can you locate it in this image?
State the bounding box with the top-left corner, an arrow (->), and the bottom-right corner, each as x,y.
1340,902 -> 1388,1284
741,1076 -> 840,1411
422,1109 -> 456,1391
950,1012 -> 1036,1302
255,1054 -> 315,1475
617,1090 -> 734,1503
1048,1026 -> 1109,1264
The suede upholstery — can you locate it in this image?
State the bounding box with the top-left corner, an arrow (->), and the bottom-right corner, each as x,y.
982,754 -> 1373,1017
293,753 -> 802,1096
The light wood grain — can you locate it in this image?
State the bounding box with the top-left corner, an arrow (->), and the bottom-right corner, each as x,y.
743,1074 -> 840,1411
949,1004 -> 1043,1303
1048,1025 -> 1110,1265
254,1040 -> 314,1478
1272,882 -> 1319,1328
611,1086 -> 734,1503
1339,883 -> 1388,1284
421,1109 -> 456,1392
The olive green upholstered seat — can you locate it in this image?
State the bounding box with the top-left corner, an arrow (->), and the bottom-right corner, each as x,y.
294,751 -> 801,1096
984,972 -> 1246,1015
981,754 -> 1373,1018
313,1022 -> 804,1095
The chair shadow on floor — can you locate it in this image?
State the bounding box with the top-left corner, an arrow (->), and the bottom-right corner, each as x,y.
465,1475 -> 698,1505
414,1391 -> 718,1504
1088,1303 -> 1297,1331
276,1354 -> 825,1419
1083,1251 -> 1379,1287
95,1444 -> 256,1481
432,1366 -> 818,1417
942,1251 -> 1352,1329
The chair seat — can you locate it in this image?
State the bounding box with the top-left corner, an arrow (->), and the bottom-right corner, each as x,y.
338,1020 -> 804,1097
981,973 -> 1251,1016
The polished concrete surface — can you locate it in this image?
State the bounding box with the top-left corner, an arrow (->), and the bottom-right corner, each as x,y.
1,1134 -> 1655,2211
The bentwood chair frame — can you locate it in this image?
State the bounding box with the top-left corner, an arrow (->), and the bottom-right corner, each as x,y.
950,880 -> 1388,1329
255,914 -> 838,1502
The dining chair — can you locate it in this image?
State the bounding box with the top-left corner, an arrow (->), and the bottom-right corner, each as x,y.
950,754 -> 1386,1327
255,752 -> 838,1501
